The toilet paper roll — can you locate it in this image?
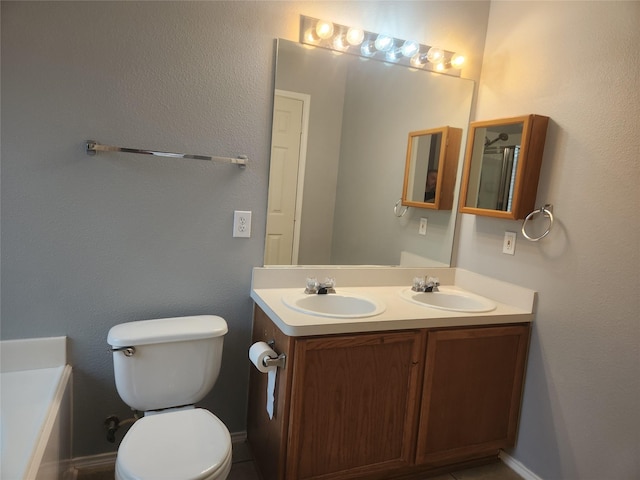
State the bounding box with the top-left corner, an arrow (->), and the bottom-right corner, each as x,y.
249,341 -> 277,373
249,342 -> 278,420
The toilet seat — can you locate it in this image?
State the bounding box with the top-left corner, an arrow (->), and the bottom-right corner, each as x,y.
115,408 -> 232,480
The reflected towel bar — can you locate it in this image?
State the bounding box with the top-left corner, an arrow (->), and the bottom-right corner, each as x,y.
86,140 -> 247,168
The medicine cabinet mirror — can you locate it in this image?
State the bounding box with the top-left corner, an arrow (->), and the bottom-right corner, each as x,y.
459,114 -> 549,220
401,127 -> 461,210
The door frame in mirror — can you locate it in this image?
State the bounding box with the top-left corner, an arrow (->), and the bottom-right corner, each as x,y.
458,115 -> 549,220
402,126 -> 462,210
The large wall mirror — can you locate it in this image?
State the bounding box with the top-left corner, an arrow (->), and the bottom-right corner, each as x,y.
264,39 -> 474,266
459,115 -> 549,220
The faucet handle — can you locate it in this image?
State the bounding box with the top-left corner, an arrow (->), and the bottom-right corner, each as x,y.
426,276 -> 440,289
322,277 -> 335,289
305,277 -> 319,294
412,276 -> 426,291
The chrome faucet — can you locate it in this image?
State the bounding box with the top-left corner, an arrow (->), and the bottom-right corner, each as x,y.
305,277 -> 336,294
411,276 -> 440,292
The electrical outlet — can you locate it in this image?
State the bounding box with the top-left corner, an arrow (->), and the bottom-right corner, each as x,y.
503,231 -> 516,255
419,218 -> 428,235
233,210 -> 251,238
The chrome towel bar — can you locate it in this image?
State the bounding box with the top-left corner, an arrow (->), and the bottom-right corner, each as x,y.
86,140 -> 247,168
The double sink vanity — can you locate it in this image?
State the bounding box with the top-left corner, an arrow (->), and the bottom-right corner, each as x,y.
253,29 -> 549,480
247,266 -> 535,480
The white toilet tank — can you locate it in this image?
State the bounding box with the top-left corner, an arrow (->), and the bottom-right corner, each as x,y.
107,315 -> 228,412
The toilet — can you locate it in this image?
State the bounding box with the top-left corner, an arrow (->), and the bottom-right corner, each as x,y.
107,315 -> 232,480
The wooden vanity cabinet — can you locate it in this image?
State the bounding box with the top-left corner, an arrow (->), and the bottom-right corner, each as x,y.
247,306 -> 531,480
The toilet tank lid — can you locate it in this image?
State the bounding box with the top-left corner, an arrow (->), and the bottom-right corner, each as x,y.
107,315 -> 228,347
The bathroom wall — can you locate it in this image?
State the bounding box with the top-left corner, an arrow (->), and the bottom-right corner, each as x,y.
1,1 -> 491,458
455,2 -> 640,479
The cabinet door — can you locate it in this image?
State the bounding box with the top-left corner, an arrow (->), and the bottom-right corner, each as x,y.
416,325 -> 530,466
287,331 -> 425,480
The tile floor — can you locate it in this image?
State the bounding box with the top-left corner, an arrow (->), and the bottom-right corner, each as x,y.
76,443 -> 523,480
222,459 -> 525,480
77,460 -> 524,480
76,441 -> 524,480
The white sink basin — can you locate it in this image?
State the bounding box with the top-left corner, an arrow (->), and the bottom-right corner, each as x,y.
282,292 -> 386,318
400,286 -> 496,313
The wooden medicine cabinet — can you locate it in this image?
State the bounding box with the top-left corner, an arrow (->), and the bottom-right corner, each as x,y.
401,126 -> 462,210
458,115 -> 549,219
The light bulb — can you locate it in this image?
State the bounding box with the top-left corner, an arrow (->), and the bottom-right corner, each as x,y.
303,28 -> 317,43
361,41 -> 376,57
374,34 -> 395,52
315,20 -> 334,40
435,62 -> 446,72
346,28 -> 365,46
332,35 -> 348,51
450,53 -> 465,68
410,53 -> 428,67
426,47 -> 445,64
385,49 -> 401,62
400,40 -> 419,57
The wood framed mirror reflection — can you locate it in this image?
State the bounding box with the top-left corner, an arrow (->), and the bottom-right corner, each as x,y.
264,39 -> 474,266
401,127 -> 462,210
459,115 -> 549,220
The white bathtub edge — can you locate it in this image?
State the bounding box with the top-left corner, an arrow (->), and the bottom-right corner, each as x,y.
1,336 -> 68,372
24,364 -> 73,480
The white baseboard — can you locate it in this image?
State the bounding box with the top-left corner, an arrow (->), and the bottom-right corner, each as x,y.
70,431 -> 248,472
499,450 -> 544,480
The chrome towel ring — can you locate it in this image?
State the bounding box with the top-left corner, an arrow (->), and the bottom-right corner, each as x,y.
394,199 -> 409,217
522,204 -> 554,241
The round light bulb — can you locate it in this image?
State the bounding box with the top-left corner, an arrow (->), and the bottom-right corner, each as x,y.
303,28 -> 317,43
450,53 -> 465,68
400,40 -> 419,58
410,53 -> 428,67
315,20 -> 334,40
361,41 -> 376,57
346,28 -> 365,46
426,47 -> 445,64
385,49 -> 401,62
374,34 -> 395,52
332,35 -> 348,51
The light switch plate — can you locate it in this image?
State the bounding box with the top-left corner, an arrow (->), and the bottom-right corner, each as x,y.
419,218 -> 428,235
503,231 -> 516,255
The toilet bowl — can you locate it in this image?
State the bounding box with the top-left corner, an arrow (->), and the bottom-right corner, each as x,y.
115,409 -> 232,480
108,316 -> 232,480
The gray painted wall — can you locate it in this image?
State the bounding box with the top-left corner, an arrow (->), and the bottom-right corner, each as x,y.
456,2 -> 640,479
1,0 -> 490,458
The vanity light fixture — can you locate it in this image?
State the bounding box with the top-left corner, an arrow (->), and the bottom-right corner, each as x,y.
299,15 -> 464,76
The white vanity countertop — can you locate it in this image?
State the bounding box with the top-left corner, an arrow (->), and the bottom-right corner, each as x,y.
251,267 -> 536,337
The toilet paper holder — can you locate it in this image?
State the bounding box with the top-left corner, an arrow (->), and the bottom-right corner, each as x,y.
265,340 -> 286,369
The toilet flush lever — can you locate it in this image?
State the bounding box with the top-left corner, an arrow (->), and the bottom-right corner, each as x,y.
110,346 -> 136,357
